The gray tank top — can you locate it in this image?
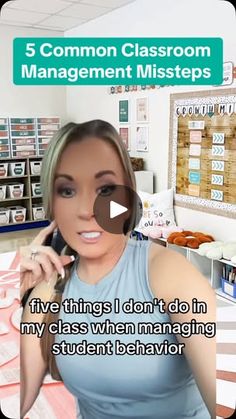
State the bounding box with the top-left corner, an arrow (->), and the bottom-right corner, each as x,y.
55,239 -> 210,419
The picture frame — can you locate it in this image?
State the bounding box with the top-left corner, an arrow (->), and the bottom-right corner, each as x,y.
119,100 -> 129,123
136,125 -> 149,152
136,97 -> 148,123
119,126 -> 130,151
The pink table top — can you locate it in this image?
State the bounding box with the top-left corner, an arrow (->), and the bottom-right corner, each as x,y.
1,250 -> 235,419
0,251 -> 76,419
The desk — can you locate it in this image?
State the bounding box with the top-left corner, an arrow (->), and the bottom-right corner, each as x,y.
0,251 -> 76,418
216,304 -> 236,418
1,251 -> 235,418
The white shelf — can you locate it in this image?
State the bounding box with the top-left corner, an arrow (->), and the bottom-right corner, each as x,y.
151,237 -> 236,304
0,175 -> 28,179
216,288 -> 236,304
218,258 -> 236,268
0,156 -> 44,231
2,196 -> 30,202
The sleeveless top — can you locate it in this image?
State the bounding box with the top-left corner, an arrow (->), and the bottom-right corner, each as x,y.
55,239 -> 210,419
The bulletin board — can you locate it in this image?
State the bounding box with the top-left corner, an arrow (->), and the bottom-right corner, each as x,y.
168,88 -> 236,218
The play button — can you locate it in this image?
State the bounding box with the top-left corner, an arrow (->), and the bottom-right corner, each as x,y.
94,185 -> 143,234
110,201 -> 128,219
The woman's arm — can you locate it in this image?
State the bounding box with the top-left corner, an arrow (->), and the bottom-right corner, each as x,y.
149,245 -> 216,418
20,277 -> 56,418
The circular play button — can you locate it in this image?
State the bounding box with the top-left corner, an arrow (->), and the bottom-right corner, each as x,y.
93,185 -> 143,234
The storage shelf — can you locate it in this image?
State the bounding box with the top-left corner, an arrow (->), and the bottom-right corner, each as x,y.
0,175 -> 28,179
0,156 -> 44,232
216,288 -> 236,304
0,219 -> 45,227
0,156 -> 38,160
150,237 -> 235,305
1,196 -> 30,202
218,258 -> 236,268
0,117 -> 60,232
0,219 -> 49,233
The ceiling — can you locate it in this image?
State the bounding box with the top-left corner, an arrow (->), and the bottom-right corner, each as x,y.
0,0 -> 135,32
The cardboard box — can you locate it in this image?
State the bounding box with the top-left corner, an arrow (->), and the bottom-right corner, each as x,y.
8,206 -> 26,223
31,182 -> 41,196
9,162 -> 25,176
0,163 -> 8,177
30,161 -> 42,175
0,185 -> 7,200
32,204 -> 45,220
7,183 -> 24,198
0,207 -> 10,225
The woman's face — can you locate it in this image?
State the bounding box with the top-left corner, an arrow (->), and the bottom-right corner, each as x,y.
53,137 -> 127,259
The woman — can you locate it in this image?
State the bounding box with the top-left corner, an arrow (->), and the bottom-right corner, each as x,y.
21,120 -> 215,418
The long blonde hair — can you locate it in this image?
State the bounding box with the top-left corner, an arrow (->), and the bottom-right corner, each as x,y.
40,120 -> 136,379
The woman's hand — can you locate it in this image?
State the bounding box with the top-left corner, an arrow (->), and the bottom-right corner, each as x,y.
20,220 -> 74,300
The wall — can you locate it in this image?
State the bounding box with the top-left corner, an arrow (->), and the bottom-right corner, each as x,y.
0,25 -> 66,122
65,0 -> 236,240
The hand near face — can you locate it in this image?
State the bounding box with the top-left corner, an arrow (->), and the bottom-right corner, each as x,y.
20,220 -> 74,300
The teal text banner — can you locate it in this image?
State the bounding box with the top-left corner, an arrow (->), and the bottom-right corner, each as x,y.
13,37 -> 223,85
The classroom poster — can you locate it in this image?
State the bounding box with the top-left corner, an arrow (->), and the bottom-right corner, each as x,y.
136,98 -> 148,122
136,126 -> 149,151
119,127 -> 130,151
119,100 -> 129,123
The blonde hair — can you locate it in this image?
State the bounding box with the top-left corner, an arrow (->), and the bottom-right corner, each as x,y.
40,120 -> 136,379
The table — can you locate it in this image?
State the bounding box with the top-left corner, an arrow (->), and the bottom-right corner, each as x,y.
1,251 -> 235,418
0,251 -> 76,419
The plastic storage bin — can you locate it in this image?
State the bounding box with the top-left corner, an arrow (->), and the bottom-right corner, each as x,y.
0,185 -> 7,200
31,183 -> 41,196
32,204 -> 45,220
7,183 -> 24,198
0,207 -> 10,225
0,163 -> 8,177
8,206 -> 26,223
221,277 -> 236,299
30,161 -> 42,175
9,162 -> 25,176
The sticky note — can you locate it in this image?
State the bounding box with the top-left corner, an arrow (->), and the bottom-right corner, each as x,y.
189,171 -> 201,184
188,184 -> 200,197
188,121 -> 205,130
212,160 -> 225,171
212,146 -> 225,157
189,158 -> 200,170
212,133 -> 225,144
211,174 -> 224,186
189,144 -> 201,156
190,131 -> 202,143
211,189 -> 223,201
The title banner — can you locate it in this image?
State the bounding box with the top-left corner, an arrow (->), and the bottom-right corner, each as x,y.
13,37 -> 223,85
